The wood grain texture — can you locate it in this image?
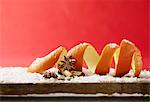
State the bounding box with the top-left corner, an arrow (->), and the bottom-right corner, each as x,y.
0,83 -> 149,95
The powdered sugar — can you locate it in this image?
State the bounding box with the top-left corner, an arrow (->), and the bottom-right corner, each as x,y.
0,67 -> 44,83
0,67 -> 149,83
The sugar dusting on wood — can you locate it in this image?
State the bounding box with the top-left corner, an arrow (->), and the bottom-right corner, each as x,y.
0,67 -> 149,83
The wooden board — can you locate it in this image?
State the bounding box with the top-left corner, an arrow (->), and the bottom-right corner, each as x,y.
0,83 -> 149,95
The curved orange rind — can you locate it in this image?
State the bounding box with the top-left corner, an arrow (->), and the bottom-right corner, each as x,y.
67,43 -> 89,71
113,39 -> 142,77
114,39 -> 135,76
131,47 -> 142,77
27,46 -> 67,73
27,39 -> 142,77
95,43 -> 119,74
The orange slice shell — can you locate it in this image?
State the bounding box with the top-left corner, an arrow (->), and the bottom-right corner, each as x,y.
27,46 -> 67,73
95,43 -> 119,74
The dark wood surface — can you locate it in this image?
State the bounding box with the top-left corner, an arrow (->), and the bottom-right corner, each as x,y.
0,83 -> 149,95
0,96 -> 149,102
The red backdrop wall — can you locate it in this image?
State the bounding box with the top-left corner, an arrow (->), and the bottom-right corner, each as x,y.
0,0 -> 149,70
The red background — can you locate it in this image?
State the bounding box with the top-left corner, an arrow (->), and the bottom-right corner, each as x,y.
0,0 -> 149,70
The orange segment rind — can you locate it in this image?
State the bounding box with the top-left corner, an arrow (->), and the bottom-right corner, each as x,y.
27,39 -> 142,77
67,43 -> 89,71
95,43 -> 119,74
27,46 -> 67,73
131,47 -> 142,77
115,39 -> 135,77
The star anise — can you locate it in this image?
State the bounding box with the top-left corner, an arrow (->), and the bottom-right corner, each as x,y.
57,56 -> 76,72
57,56 -> 85,77
43,71 -> 58,78
71,71 -> 85,76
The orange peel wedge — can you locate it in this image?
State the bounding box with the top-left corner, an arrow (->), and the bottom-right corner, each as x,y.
131,47 -> 142,77
27,46 -> 67,73
95,43 -> 119,74
27,39 -> 142,77
114,39 -> 136,76
114,39 -> 142,77
67,43 -> 89,71
83,43 -> 100,73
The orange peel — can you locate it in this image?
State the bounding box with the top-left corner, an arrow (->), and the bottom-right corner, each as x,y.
113,39 -> 142,77
95,43 -> 119,74
131,47 -> 142,77
27,46 -> 67,73
114,39 -> 136,76
27,39 -> 142,77
67,43 -> 89,71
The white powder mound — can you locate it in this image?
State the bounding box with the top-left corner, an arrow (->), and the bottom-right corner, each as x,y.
0,67 -> 149,83
0,67 -> 45,83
